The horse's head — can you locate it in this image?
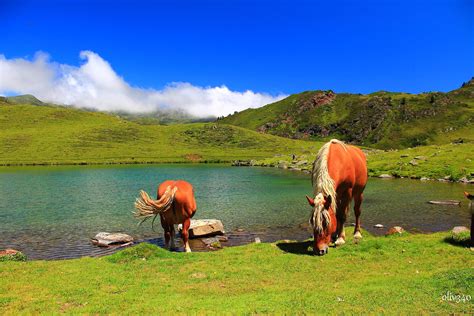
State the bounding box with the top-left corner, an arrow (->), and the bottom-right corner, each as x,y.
306,193 -> 336,256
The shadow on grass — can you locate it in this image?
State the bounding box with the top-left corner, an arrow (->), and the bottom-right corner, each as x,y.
443,236 -> 472,248
276,240 -> 315,256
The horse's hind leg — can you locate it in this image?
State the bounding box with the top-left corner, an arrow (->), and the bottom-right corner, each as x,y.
181,218 -> 192,252
169,225 -> 176,250
161,219 -> 173,250
353,192 -> 363,242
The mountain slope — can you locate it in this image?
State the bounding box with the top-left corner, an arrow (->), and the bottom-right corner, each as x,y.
0,99 -> 320,165
2,94 -> 46,106
219,79 -> 474,149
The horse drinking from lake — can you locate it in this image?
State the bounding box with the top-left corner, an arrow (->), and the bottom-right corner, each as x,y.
306,139 -> 367,255
134,180 -> 197,252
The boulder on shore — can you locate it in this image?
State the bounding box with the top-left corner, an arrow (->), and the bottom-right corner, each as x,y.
91,232 -> 134,247
386,226 -> 405,235
180,219 -> 225,238
451,226 -> 470,236
0,249 -> 26,261
378,174 -> 393,179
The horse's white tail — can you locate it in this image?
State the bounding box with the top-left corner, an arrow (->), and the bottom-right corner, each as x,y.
134,186 -> 178,228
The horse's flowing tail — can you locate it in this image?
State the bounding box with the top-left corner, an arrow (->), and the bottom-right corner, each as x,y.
134,186 -> 178,229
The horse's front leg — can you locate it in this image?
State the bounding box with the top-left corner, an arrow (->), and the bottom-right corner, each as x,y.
334,190 -> 351,246
181,218 -> 191,252
334,209 -> 347,246
353,192 -> 364,242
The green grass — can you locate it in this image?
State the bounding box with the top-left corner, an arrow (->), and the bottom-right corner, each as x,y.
1,100 -> 472,181
1,232 -> 472,314
367,143 -> 474,180
252,142 -> 474,181
0,102 -> 321,165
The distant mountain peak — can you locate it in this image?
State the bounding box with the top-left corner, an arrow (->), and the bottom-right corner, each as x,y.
6,94 -> 44,106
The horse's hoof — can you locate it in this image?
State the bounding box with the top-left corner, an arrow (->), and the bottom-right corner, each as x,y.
353,232 -> 362,243
334,237 -> 346,246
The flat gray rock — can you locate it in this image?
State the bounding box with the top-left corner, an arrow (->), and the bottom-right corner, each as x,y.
91,232 -> 134,247
428,200 -> 461,206
180,219 -> 225,238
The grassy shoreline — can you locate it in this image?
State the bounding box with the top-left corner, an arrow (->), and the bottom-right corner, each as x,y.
248,142 -> 474,182
1,103 -> 472,181
1,231 -> 472,314
1,141 -> 473,182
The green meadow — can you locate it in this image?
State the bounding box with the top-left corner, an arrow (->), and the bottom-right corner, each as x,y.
1,232 -> 472,314
1,101 -> 473,180
0,102 -> 320,165
0,96 -> 473,314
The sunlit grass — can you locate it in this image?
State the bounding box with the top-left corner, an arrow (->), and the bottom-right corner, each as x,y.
0,231 -> 472,313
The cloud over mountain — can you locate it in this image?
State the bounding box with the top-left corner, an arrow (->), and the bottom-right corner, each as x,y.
0,51 -> 285,117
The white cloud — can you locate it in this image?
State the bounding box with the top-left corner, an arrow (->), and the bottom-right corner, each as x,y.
0,51 -> 286,117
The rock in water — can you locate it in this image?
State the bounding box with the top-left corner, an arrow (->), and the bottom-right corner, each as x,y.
378,174 -> 393,179
374,224 -> 384,228
201,237 -> 223,249
386,226 -> 405,235
0,249 -> 20,256
428,200 -> 461,206
180,219 -> 225,238
91,232 -> 134,247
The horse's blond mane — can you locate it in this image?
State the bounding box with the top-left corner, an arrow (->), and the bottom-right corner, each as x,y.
310,139 -> 346,232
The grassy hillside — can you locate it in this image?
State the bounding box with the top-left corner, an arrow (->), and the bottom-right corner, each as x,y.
0,100 -> 320,165
219,79 -> 474,149
1,231 -> 472,314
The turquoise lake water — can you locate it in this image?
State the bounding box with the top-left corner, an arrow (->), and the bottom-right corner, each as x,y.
0,164 -> 471,259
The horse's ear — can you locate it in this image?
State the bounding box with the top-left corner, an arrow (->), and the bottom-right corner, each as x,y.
324,195 -> 332,209
306,195 -> 315,207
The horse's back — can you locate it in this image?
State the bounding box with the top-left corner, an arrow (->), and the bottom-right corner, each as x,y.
348,145 -> 367,189
328,142 -> 367,189
158,180 -> 196,212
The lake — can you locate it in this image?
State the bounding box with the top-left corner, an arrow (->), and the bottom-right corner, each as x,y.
0,164 -> 471,259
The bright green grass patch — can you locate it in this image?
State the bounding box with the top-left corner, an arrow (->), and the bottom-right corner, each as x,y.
254,142 -> 474,181
0,104 -> 321,165
0,232 -> 472,314
0,251 -> 26,262
1,103 -> 472,181
367,143 -> 474,180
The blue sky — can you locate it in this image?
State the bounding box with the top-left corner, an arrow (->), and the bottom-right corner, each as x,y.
0,0 -> 473,115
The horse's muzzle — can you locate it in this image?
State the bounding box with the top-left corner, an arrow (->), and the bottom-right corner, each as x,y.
314,247 -> 328,256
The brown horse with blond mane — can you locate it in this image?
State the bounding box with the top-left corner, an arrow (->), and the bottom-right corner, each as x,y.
134,180 -> 197,252
306,139 -> 367,255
